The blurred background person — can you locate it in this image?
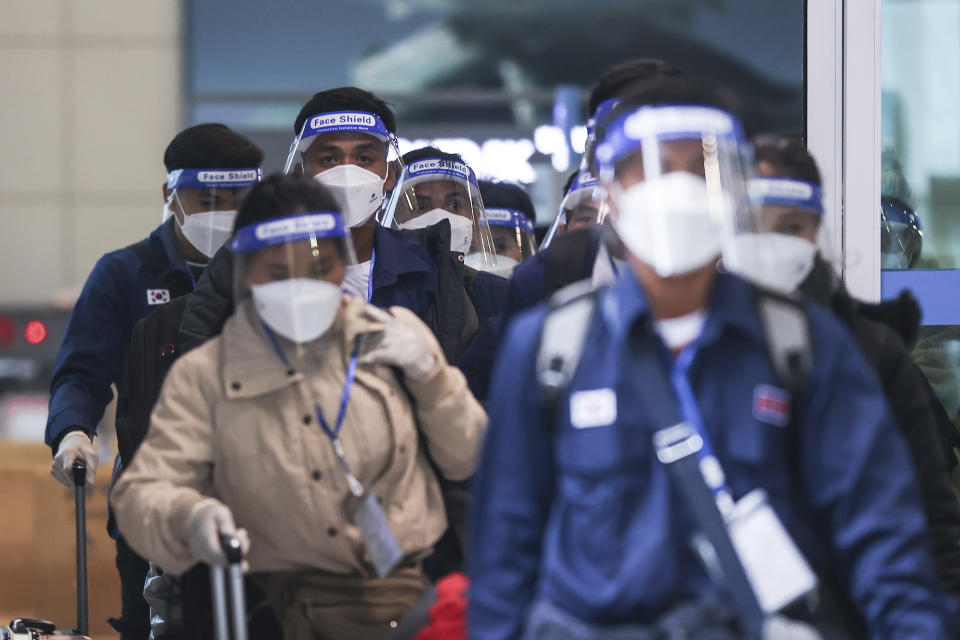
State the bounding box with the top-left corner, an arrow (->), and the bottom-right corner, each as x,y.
46,123 -> 263,639
741,134 -> 960,597
474,179 -> 538,277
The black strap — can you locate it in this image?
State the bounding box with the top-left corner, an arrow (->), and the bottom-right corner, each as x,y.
629,334 -> 765,640
126,238 -> 171,281
543,227 -> 599,297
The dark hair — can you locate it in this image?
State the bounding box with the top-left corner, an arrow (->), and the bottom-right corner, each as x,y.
401,146 -> 465,165
562,170 -> 580,196
588,58 -> 684,116
478,180 -> 536,220
233,173 -> 340,234
595,76 -> 748,147
751,135 -> 821,185
294,87 -> 397,136
163,123 -> 264,172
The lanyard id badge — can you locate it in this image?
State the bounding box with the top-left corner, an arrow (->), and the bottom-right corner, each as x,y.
727,489 -> 818,614
329,436 -> 404,578
669,346 -> 817,614
264,326 -> 404,577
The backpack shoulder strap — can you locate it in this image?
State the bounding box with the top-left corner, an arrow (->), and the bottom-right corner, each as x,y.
126,238 -> 171,282
755,288 -> 812,392
544,228 -> 595,297
536,279 -> 599,410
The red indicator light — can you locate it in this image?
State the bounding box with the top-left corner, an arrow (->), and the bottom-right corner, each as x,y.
24,320 -> 47,345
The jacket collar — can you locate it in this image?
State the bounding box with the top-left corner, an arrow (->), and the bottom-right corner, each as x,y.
371,225 -> 436,293
158,217 -> 203,278
602,266 -> 767,352
219,295 -> 386,399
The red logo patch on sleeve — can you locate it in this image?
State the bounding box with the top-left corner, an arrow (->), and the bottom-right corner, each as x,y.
753,384 -> 791,427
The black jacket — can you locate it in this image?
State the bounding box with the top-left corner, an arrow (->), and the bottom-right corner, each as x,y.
801,256 -> 960,596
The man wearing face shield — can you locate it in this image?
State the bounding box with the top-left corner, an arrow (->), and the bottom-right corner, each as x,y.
382,147 -> 496,260
499,59 -> 681,331
477,179 -> 538,277
737,135 -> 960,598
43,124 -> 262,639
469,79 -> 956,639
180,88 -> 485,365
112,174 -> 486,640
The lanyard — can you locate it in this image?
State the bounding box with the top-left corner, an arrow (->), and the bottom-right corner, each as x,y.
670,344 -> 736,516
262,323 -> 365,496
367,248 -> 376,303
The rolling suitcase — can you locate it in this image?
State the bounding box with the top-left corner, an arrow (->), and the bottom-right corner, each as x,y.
210,535 -> 248,640
1,461 -> 92,639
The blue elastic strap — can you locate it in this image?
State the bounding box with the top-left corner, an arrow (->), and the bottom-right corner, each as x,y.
671,344 -> 734,507
367,249 -> 376,303
261,322 -> 360,442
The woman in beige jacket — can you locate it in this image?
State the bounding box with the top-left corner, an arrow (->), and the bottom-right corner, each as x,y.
111,174 -> 487,639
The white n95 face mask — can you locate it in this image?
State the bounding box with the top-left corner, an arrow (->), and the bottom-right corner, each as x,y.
725,233 -> 817,294
177,209 -> 237,259
611,172 -> 724,277
251,278 -> 341,344
465,252 -> 518,277
313,165 -> 385,227
399,208 -> 474,253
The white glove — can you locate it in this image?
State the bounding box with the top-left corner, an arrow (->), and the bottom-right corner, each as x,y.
50,430 -> 98,487
187,499 -> 249,568
360,307 -> 437,381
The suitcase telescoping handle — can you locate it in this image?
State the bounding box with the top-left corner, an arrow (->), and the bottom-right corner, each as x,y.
211,533 -> 248,640
71,460 -> 89,637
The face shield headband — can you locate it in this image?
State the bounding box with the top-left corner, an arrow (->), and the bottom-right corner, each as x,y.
748,178 -> 823,215
485,208 -> 534,234
232,211 -> 348,256
166,168 -> 262,190
283,110 -> 397,174
594,104 -> 746,184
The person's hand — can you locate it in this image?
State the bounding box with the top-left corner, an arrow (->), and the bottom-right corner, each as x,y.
187,499 -> 249,567
50,430 -> 98,487
360,307 -> 437,381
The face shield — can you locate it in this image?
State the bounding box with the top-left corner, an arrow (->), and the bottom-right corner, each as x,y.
466,207 -> 537,276
595,104 -> 751,278
283,111 -> 402,228
580,97 -> 619,173
381,158 -> 497,266
726,178 -> 824,293
164,168 -> 261,258
232,212 -> 358,349
881,197 -> 923,270
540,169 -> 610,250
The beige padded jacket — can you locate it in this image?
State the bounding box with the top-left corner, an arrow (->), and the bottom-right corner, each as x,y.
111,295 -> 486,576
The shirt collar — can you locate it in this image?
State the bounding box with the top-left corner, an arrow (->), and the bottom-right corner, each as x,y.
602,267 -> 767,350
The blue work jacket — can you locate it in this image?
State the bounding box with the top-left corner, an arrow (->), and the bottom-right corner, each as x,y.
46,219 -> 195,449
469,269 -> 956,639
369,225 -> 437,315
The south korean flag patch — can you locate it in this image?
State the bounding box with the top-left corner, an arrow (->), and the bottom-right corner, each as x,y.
753,384 -> 791,427
147,289 -> 171,305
